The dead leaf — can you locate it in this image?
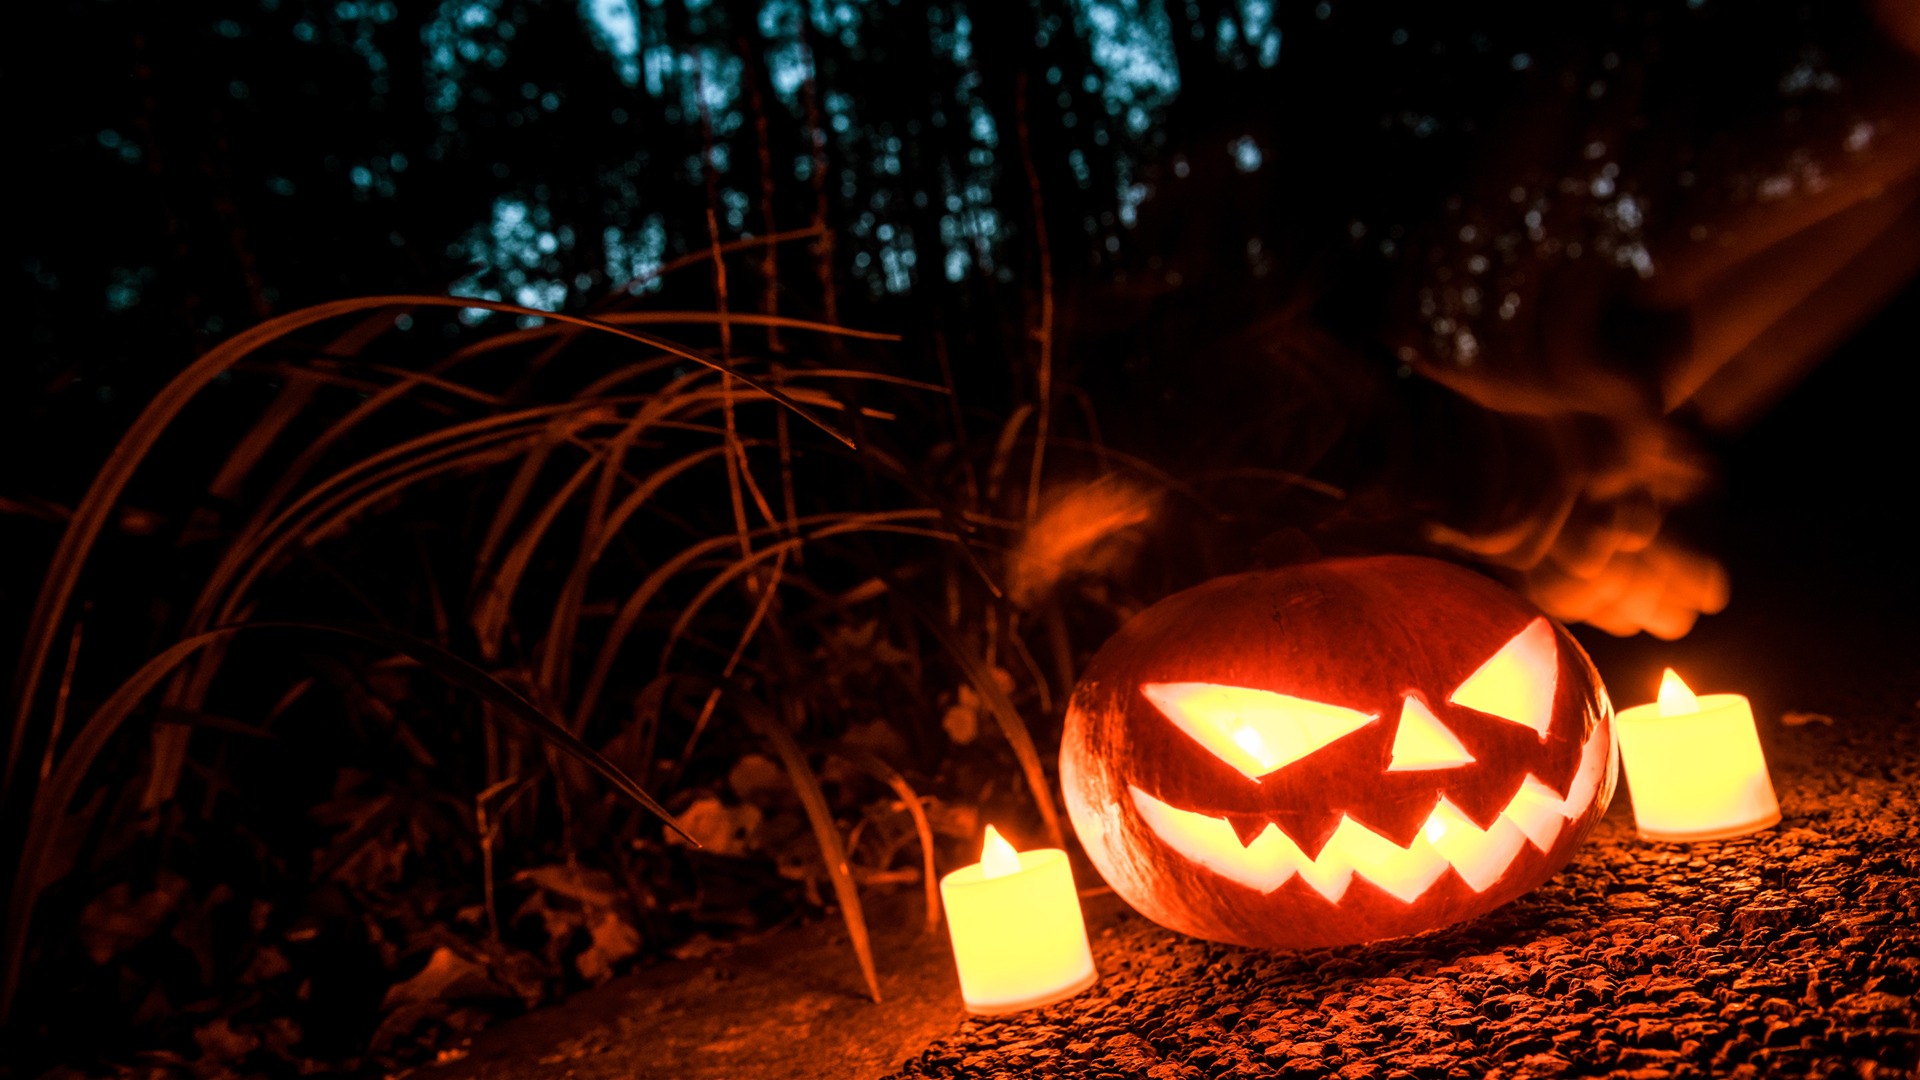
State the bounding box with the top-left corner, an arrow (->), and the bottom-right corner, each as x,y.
727,754 -> 786,804
515,864 -> 620,908
925,798 -> 981,841
575,908 -> 641,983
514,888 -> 580,947
194,1017 -> 260,1062
77,873 -> 190,964
241,944 -> 293,984
258,1016 -> 304,1063
668,933 -> 728,961
841,718 -> 909,762
942,686 -> 981,745
665,795 -> 762,855
370,1000 -> 450,1054
380,946 -> 499,1010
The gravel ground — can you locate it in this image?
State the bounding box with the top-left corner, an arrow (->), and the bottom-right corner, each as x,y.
888,702 -> 1920,1080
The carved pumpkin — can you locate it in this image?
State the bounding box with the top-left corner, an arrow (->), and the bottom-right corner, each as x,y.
1060,556 -> 1617,950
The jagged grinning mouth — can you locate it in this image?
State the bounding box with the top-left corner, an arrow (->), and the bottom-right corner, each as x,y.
1127,719 -> 1609,903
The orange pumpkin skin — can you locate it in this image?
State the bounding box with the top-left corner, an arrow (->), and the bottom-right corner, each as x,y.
1061,556 -> 1617,950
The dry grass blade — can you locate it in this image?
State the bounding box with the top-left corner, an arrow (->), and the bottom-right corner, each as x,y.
658,541 -> 797,676
452,310 -> 898,363
832,745 -> 942,934
735,693 -> 882,1003
537,446 -> 732,703
1190,464 -> 1347,501
142,431 -> 556,812
2,630 -> 236,1024
254,355 -> 643,543
985,403 -> 1035,505
800,438 -> 1005,600
572,530 -> 762,732
572,509 -> 947,730
259,621 -> 685,832
427,296 -> 859,449
1015,71 -> 1056,525
9,296 -> 402,797
8,294 -> 855,801
213,423 -> 560,627
592,225 -> 826,308
881,578 -> 1065,850
472,420 -> 575,595
771,369 -> 948,393
472,448 -> 599,660
150,412 -> 575,806
206,310 -> 400,502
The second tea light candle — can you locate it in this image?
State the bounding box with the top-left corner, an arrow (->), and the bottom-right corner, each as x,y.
940,825 -> 1097,1014
1615,668 -> 1781,842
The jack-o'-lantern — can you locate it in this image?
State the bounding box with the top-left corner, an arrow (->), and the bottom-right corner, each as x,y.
1061,556 -> 1617,950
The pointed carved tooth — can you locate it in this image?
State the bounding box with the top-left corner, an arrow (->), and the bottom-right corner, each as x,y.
1129,788 -> 1299,893
1265,806 -> 1348,861
1293,849 -> 1358,903
1327,816 -> 1447,902
1504,775 -> 1571,851
1423,798 -> 1530,892
1226,813 -> 1273,848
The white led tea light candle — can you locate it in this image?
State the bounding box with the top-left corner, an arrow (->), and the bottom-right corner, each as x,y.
1616,668 -> 1781,842
939,825 -> 1097,1014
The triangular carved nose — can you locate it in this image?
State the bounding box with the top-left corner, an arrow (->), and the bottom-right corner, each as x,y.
1388,696 -> 1476,771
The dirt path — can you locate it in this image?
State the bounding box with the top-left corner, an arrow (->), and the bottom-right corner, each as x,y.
417,885 -> 961,1079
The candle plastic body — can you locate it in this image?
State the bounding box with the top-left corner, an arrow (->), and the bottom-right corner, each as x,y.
1616,693 -> 1780,842
940,848 -> 1097,1014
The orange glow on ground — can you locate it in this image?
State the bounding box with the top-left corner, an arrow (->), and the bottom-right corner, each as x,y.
1141,682 -> 1377,780
1448,617 -> 1560,737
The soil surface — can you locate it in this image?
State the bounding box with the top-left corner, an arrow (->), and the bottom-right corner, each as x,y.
416,883 -> 963,1080
422,684 -> 1918,1080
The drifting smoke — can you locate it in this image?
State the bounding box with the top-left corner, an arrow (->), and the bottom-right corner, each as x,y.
1008,478 -> 1160,611
1394,3 -> 1920,638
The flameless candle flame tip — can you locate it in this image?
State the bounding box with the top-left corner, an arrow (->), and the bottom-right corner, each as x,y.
1657,668 -> 1701,716
980,824 -> 1021,880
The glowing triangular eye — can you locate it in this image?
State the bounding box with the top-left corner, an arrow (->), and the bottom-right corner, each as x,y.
1388,696 -> 1476,771
1448,617 -> 1559,738
1141,682 -> 1377,780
